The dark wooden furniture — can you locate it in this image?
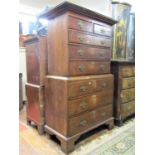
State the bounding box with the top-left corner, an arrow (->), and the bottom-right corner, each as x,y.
19,73 -> 23,110
24,36 -> 47,135
111,60 -> 135,126
38,1 -> 117,153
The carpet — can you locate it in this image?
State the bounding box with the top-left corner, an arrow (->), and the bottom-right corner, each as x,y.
19,107 -> 135,155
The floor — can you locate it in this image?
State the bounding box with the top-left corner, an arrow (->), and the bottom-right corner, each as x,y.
19,106 -> 135,155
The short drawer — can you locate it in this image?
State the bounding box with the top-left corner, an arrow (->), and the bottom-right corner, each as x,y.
121,77 -> 135,89
69,45 -> 111,60
68,16 -> 93,32
68,104 -> 112,136
68,74 -> 113,99
68,30 -> 111,47
69,61 -> 110,76
121,66 -> 135,77
121,101 -> 135,119
94,24 -> 111,36
120,88 -> 135,103
68,90 -> 113,117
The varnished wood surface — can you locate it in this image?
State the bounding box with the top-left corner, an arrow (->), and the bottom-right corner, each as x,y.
111,61 -> 135,124
68,104 -> 113,136
68,89 -> 113,117
38,1 -> 117,25
68,29 -> 111,47
69,45 -> 111,60
25,36 -> 47,85
69,61 -> 110,76
26,84 -> 45,126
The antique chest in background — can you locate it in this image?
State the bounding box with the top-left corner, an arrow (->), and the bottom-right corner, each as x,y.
111,60 -> 135,126
24,36 -> 47,134
39,1 -> 117,153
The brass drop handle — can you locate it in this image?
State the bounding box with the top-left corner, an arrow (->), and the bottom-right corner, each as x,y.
77,20 -> 84,29
100,29 -> 105,33
78,49 -> 84,56
127,106 -> 132,110
102,82 -> 107,88
100,40 -> 105,45
78,36 -> 85,43
100,65 -> 105,71
78,64 -> 85,72
79,120 -> 87,127
80,101 -> 88,110
99,51 -> 105,57
80,86 -> 87,92
101,112 -> 106,117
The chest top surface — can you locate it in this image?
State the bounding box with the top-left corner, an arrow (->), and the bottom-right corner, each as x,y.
38,1 -> 117,26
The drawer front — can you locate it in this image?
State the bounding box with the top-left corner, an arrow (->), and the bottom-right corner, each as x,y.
121,66 -> 135,77
68,75 -> 113,99
68,90 -> 113,117
69,104 -> 112,136
94,24 -> 111,36
68,16 -> 93,32
120,88 -> 135,103
69,45 -> 110,60
69,61 -> 110,76
121,77 -> 135,89
68,30 -> 111,47
122,101 -> 135,119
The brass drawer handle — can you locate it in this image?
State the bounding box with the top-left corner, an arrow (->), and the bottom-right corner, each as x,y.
99,51 -> 105,57
101,112 -> 106,117
102,82 -> 107,88
100,29 -> 106,33
77,20 -> 84,29
79,120 -> 87,127
78,49 -> 84,56
100,40 -> 105,45
78,64 -> 85,72
100,65 -> 105,71
127,105 -> 132,111
80,101 -> 88,110
80,86 -> 87,92
78,36 -> 85,43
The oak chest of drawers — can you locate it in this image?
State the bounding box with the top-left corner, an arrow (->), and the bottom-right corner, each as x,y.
39,1 -> 117,153
24,36 -> 47,134
111,60 -> 135,126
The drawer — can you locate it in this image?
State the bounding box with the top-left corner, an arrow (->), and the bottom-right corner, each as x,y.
122,101 -> 135,119
69,61 -> 110,76
94,24 -> 111,36
68,104 -> 112,136
68,90 -> 113,117
69,45 -> 111,60
68,75 -> 113,99
121,66 -> 135,77
68,30 -> 111,47
121,77 -> 135,89
68,16 -> 93,32
120,88 -> 135,103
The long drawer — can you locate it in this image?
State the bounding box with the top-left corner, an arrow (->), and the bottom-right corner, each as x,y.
68,104 -> 112,136
68,30 -> 111,47
121,66 -> 135,77
120,88 -> 135,103
68,74 -> 113,99
121,77 -> 135,89
69,61 -> 110,76
121,101 -> 135,119
69,45 -> 111,60
68,90 -> 113,117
